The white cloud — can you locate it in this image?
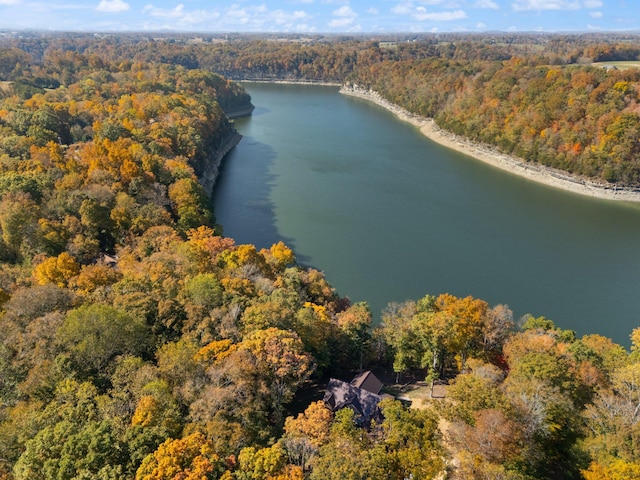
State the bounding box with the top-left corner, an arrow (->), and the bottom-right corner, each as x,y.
0,0 -> 20,5
366,7 -> 379,14
141,2 -> 311,30
96,0 -> 129,12
476,21 -> 487,28
414,7 -> 467,20
589,10 -> 602,18
512,0 -> 602,10
391,2 -> 467,21
295,23 -> 316,30
475,0 -> 499,8
391,3 -> 413,15
143,3 -> 184,17
332,5 -> 356,17
272,9 -> 310,24
180,9 -> 221,25
328,17 -> 353,26
328,5 -> 356,27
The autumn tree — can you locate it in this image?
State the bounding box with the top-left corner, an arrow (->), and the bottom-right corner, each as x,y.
135,432 -> 228,480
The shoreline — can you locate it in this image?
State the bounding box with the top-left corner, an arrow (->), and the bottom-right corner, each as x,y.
236,78 -> 341,87
199,131 -> 243,196
340,85 -> 640,203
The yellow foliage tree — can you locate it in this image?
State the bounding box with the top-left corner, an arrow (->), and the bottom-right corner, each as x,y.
186,226 -> 235,272
33,252 -> 80,287
195,339 -> 237,365
284,401 -> 333,448
260,241 -> 295,271
131,395 -> 160,427
583,460 -> 640,480
70,263 -> 122,295
136,432 -> 227,480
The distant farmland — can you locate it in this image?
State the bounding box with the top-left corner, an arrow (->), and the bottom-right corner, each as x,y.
592,60 -> 640,69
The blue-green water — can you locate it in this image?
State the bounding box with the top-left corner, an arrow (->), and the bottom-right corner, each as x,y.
212,82 -> 640,346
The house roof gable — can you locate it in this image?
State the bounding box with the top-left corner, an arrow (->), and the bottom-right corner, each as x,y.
350,370 -> 383,394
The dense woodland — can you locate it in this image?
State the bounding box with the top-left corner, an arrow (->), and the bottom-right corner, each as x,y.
1,33 -> 640,479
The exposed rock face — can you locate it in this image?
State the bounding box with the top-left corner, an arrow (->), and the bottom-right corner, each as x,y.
198,129 -> 243,196
225,104 -> 255,119
341,83 -> 640,202
195,98 -> 255,196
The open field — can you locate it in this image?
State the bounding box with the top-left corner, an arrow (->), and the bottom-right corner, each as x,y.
592,60 -> 640,69
0,81 -> 12,93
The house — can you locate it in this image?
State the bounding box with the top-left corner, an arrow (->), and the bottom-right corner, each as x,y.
323,371 -> 386,426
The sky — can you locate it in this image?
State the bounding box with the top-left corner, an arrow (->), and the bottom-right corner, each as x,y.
0,0 -> 638,34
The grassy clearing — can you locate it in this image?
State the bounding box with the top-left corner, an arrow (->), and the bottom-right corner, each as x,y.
384,380 -> 447,409
592,60 -> 640,70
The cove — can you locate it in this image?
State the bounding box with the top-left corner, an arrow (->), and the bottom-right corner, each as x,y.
212,82 -> 640,346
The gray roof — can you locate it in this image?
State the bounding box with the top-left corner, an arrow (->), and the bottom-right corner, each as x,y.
323,378 -> 383,426
350,370 -> 383,394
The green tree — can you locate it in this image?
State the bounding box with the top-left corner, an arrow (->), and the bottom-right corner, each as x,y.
57,304 -> 150,376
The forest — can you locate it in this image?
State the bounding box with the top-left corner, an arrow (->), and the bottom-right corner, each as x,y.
0,33 -> 640,479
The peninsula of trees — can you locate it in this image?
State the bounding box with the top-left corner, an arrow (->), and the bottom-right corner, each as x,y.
0,33 -> 640,480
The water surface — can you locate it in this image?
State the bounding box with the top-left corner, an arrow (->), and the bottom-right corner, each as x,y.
213,82 -> 640,346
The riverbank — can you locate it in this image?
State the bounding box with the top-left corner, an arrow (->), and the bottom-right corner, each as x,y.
225,104 -> 255,119
199,131 -> 243,196
340,84 -> 640,203
237,79 -> 341,87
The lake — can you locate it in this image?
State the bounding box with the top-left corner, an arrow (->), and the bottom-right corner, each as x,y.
212,82 -> 640,346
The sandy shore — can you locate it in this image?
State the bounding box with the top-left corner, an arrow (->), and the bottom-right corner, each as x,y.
340,85 -> 640,203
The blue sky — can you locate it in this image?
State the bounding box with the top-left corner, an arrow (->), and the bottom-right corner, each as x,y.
0,0 -> 637,33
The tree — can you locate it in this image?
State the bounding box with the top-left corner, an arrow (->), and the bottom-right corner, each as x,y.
0,191 -> 39,258
293,303 -> 335,373
336,302 -> 373,372
260,241 -> 295,272
57,303 -> 150,375
240,327 -> 314,423
309,409 -> 386,480
236,442 -> 287,480
447,409 -> 522,469
13,419 -> 127,480
379,300 -> 420,382
184,273 -> 223,311
168,178 -> 212,232
135,432 -> 228,480
33,252 -> 81,288
377,400 -> 446,479
283,401 -> 333,471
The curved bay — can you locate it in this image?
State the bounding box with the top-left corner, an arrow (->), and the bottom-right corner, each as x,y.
213,82 -> 640,346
